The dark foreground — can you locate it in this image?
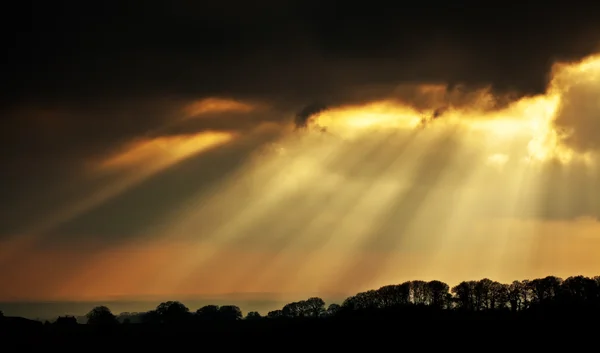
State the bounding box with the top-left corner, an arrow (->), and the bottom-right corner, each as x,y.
2,312 -> 599,352
4,274 -> 600,351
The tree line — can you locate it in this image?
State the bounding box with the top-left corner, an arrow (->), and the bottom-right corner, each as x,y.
37,274 -> 600,326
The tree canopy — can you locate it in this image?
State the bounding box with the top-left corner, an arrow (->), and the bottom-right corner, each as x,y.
86,306 -> 118,325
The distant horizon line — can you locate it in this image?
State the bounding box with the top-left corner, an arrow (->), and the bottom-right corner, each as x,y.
0,291 -> 352,304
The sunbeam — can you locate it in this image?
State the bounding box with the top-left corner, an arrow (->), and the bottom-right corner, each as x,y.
5,53 -> 600,302
150,54 -> 600,296
0,131 -> 235,267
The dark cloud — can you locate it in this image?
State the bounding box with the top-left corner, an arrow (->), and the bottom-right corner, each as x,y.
294,103 -> 328,128
2,1 -> 600,241
552,77 -> 600,153
2,126 -> 283,245
0,99 -> 284,220
3,1 -> 600,110
0,101 -> 178,208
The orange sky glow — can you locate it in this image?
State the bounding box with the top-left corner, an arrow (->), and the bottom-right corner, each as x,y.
2,54 -> 600,305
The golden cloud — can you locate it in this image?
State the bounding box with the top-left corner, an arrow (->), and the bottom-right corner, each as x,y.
305,53 -> 600,165
183,97 -> 257,118
97,131 -> 236,172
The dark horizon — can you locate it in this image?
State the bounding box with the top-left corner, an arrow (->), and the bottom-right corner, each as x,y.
3,273 -> 600,323
0,292 -> 350,320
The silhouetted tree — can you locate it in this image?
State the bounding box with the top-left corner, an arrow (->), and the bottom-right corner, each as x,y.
245,311 -> 262,320
304,297 -> 326,317
427,280 -> 450,309
219,305 -> 243,320
117,312 -> 143,324
196,305 -> 220,321
397,282 -> 412,305
282,301 -> 303,318
411,280 -> 428,305
341,295 -> 359,311
561,276 -> 598,304
86,306 -> 118,325
55,316 -> 78,326
469,278 -> 509,311
342,290 -> 380,311
474,278 -> 493,310
519,280 -> 533,309
267,310 -> 283,319
140,310 -> 161,324
7,272 -> 600,342
326,304 -> 341,316
508,281 -> 525,312
377,283 -> 410,307
282,298 -> 326,318
529,276 -> 562,305
489,281 -> 509,310
155,301 -> 191,324
452,281 -> 476,311
443,293 -> 454,310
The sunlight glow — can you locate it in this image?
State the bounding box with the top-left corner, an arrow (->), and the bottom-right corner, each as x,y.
486,153 -> 509,169
0,131 -> 235,267
7,54 -> 600,301
309,92 -> 574,164
98,131 -> 235,171
146,53 -> 600,295
310,101 -> 422,135
183,97 -> 256,117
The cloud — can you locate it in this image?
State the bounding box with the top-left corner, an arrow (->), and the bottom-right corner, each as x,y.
95,131 -> 236,172
2,2 -> 600,300
294,103 -> 328,128
0,99 -> 285,244
486,153 -> 510,170
1,3 -> 598,181
550,55 -> 600,153
3,53 -> 600,249
21,124 -> 284,245
183,98 -> 258,118
3,3 -> 600,112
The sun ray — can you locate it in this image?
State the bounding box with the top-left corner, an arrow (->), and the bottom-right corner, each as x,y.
39,52 -> 600,300
158,131 -> 352,289
0,131 -> 235,268
231,130 -> 422,291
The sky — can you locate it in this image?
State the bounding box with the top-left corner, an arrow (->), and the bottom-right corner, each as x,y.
2,2 -> 600,309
